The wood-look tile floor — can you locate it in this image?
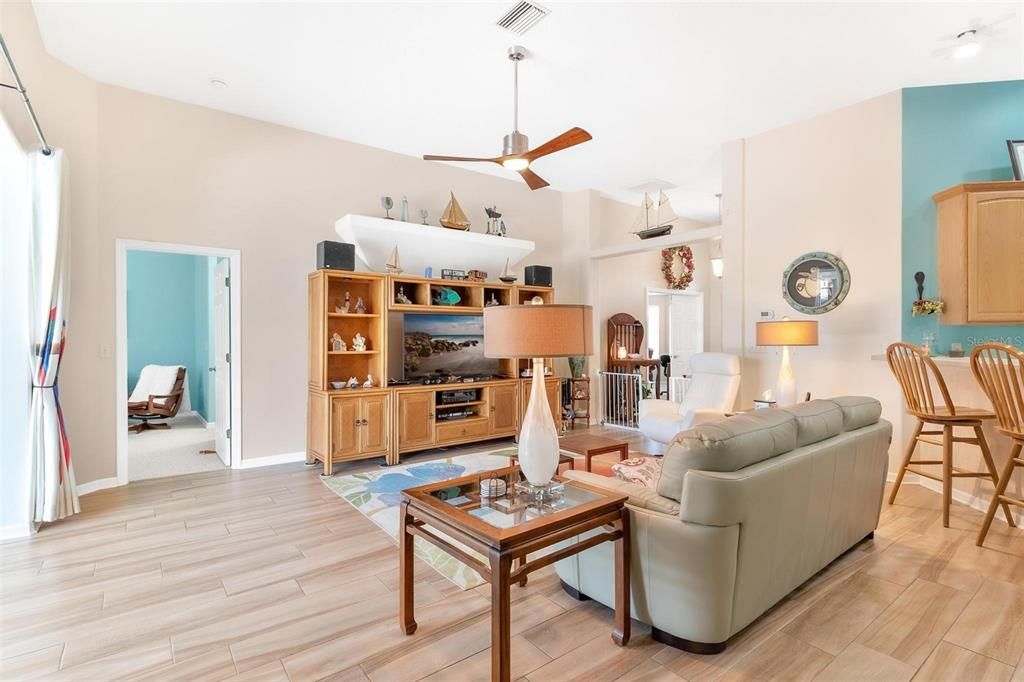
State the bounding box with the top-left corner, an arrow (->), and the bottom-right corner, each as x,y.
3,427 -> 1024,681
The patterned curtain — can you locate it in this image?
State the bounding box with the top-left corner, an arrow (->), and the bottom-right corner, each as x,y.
28,148 -> 79,524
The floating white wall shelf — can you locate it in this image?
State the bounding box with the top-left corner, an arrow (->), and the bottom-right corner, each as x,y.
335,214 -> 535,278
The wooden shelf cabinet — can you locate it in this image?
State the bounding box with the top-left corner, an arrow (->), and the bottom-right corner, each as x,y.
934,181 -> 1024,324
395,381 -> 522,455
307,389 -> 391,474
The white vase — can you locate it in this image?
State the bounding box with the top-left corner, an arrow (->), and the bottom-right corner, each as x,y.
518,358 -> 560,486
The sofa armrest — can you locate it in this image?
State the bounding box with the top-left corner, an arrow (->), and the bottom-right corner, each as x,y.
563,470 -> 680,516
639,399 -> 681,420
679,409 -> 729,430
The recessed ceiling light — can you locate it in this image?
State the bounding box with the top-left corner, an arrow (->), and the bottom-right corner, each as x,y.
209,78 -> 228,89
953,30 -> 981,59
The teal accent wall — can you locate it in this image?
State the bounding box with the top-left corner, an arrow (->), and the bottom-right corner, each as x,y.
127,251 -> 216,422
902,80 -> 1024,353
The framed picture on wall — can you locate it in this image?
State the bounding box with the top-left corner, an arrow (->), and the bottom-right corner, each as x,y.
1009,140 -> 1024,181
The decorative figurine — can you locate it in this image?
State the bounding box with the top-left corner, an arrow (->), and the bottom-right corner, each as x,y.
485,292 -> 501,307
352,332 -> 367,351
354,296 -> 367,314
500,220 -> 507,236
419,209 -> 429,225
331,333 -> 345,352
396,286 -> 412,305
381,196 -> 394,219
439,192 -> 471,230
530,295 -> 544,305
424,266 -> 433,278
399,196 -> 409,222
467,269 -> 487,282
432,287 -> 461,306
346,376 -> 359,389
339,292 -> 351,314
362,374 -> 375,388
499,259 -> 517,283
485,206 -> 502,236
385,246 -> 402,274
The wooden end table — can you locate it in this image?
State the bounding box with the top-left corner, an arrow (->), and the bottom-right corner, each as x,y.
400,465 -> 631,682
559,434 -> 630,473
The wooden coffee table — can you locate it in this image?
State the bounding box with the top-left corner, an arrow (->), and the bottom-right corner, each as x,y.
400,465 -> 631,682
559,433 -> 630,472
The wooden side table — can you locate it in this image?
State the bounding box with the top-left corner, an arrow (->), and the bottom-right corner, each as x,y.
559,433 -> 630,473
400,466 -> 631,682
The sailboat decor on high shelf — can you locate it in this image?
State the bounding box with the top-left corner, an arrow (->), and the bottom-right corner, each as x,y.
631,191 -> 677,239
385,246 -> 402,274
439,192 -> 471,231
499,258 -> 517,283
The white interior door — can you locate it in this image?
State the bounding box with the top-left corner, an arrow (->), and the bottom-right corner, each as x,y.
213,259 -> 231,466
668,292 -> 704,375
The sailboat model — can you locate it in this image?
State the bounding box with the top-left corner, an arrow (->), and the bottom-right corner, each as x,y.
439,192 -> 471,231
498,258 -> 517,283
631,191 -> 677,239
385,246 -> 402,274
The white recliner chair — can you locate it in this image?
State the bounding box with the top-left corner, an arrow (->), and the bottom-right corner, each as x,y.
638,352 -> 741,444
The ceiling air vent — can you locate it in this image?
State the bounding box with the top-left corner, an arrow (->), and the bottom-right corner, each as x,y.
496,1 -> 550,35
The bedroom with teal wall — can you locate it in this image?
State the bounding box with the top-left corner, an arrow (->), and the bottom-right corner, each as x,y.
127,251 -> 217,422
902,79 -> 1024,354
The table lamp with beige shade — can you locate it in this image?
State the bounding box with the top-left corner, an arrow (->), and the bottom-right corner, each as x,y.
484,304 -> 593,489
756,318 -> 818,406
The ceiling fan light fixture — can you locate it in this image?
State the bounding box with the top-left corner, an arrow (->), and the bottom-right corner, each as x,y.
953,29 -> 981,59
502,157 -> 530,171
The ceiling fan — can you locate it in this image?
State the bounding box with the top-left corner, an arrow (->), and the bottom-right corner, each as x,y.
931,15 -> 1015,59
423,46 -> 592,190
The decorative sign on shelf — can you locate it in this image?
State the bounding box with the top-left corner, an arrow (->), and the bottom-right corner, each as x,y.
781,251 -> 851,315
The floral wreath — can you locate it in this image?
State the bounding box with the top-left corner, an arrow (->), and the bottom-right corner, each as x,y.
661,246 -> 694,289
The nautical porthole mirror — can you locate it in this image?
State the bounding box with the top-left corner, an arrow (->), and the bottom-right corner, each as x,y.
781,252 -> 851,315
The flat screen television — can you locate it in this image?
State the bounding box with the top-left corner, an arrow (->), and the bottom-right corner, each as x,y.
399,313 -> 502,380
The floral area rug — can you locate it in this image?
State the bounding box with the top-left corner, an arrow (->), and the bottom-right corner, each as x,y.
321,447 -> 524,589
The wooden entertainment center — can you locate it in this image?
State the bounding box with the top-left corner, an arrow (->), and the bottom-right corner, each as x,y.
307,269 -> 562,474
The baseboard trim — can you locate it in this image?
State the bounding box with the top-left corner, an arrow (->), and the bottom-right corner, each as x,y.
886,470 -> 1020,526
1,524 -> 34,540
77,477 -> 121,496
236,451 -> 306,469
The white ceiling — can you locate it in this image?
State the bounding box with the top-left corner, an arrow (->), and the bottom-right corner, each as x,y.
32,1 -> 1024,222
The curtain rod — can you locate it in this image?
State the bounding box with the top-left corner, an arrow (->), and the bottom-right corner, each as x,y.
0,32 -> 53,156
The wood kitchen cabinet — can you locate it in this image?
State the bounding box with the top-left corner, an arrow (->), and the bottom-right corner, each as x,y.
934,181 -> 1024,324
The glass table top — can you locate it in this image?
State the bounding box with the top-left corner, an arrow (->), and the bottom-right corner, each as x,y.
421,467 -> 604,530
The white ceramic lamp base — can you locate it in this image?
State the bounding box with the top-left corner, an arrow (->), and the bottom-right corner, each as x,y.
517,358 -> 560,486
774,345 -> 797,406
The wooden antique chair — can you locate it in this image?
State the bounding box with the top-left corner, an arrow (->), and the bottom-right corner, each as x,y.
971,343 -> 1024,546
886,343 -> 1014,528
128,366 -> 187,433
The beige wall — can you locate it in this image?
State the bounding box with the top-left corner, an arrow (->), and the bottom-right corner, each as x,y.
3,3 -> 594,483
731,91 -> 905,459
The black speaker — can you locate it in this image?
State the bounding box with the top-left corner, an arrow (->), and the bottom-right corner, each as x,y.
316,241 -> 355,271
524,265 -> 552,287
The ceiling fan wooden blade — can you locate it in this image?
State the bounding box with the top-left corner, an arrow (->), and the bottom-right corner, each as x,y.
518,167 -> 550,190
524,127 -> 592,161
423,154 -> 498,163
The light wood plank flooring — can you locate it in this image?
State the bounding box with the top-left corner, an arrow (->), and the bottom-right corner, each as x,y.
3,427 -> 1024,681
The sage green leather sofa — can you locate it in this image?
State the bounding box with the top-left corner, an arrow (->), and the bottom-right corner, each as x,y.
554,397 -> 891,653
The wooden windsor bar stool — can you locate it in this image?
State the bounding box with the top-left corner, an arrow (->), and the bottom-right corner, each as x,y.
970,343 -> 1024,546
886,343 -> 1014,528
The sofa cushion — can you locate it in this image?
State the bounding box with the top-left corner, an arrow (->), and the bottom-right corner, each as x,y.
611,456 -> 663,488
782,400 -> 843,447
831,396 -> 883,431
656,409 -> 797,501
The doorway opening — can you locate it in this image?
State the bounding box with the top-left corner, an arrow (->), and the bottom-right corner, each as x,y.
115,240 -> 241,483
646,288 -> 705,401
